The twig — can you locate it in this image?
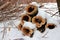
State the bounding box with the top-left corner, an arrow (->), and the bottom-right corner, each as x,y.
2,22 -> 7,40
11,20 -> 18,29
0,6 -> 22,22
51,11 -> 59,17
0,27 -> 17,28
45,11 -> 59,16
0,2 -> 10,10
42,31 -> 49,38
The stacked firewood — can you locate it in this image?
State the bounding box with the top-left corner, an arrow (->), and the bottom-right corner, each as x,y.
18,3 -> 58,37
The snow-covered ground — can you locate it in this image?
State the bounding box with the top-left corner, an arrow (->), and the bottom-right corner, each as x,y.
0,2 -> 60,40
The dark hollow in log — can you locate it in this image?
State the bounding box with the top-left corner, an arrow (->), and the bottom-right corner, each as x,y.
48,24 -> 56,29
37,20 -> 47,33
25,5 -> 38,17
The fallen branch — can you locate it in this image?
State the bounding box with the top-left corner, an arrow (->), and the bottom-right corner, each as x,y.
51,11 -> 59,17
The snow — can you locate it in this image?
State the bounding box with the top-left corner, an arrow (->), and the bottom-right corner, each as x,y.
12,19 -> 21,27
29,2 -> 41,7
23,22 -> 36,29
0,22 -> 4,27
42,26 -> 60,40
0,28 -> 3,40
40,3 -> 58,10
37,8 -> 47,19
4,28 -> 23,40
0,2 -> 60,40
47,17 -> 59,26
